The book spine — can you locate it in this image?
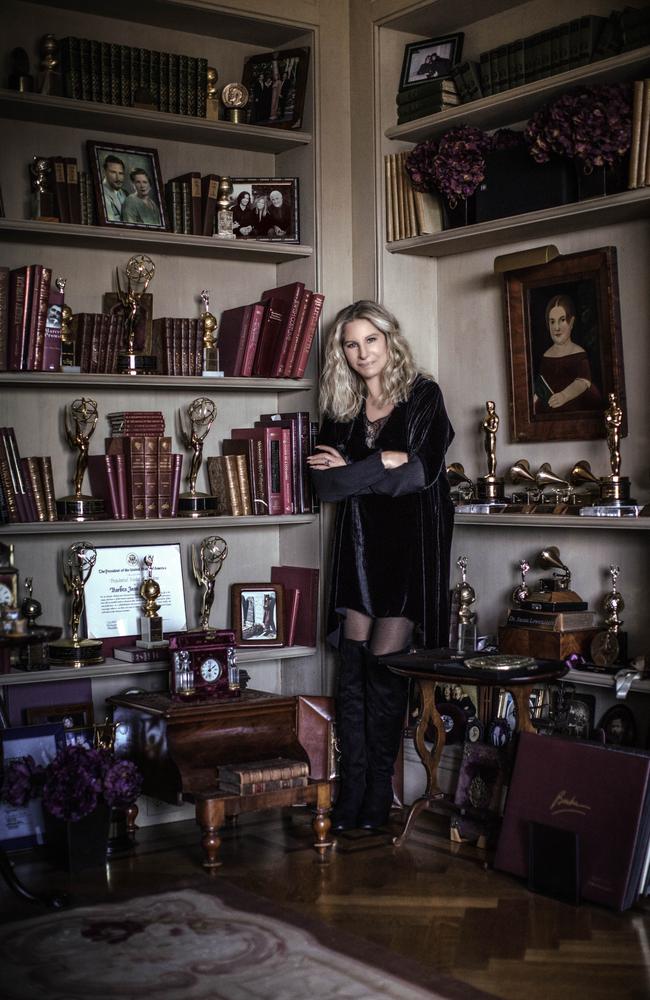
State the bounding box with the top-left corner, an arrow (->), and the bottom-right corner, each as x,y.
284,587 -> 300,645
99,40 -> 111,103
79,37 -> 92,101
60,36 -> 81,99
169,53 -> 179,115
38,456 -> 57,521
24,457 -> 46,522
89,39 -> 101,102
196,57 -> 207,117
0,266 -> 9,371
193,318 -> 203,376
157,436 -> 172,518
201,175 -> 219,236
207,457 -> 233,515
224,455 -> 244,515
0,431 -> 19,522
234,453 -> 252,516
241,303 -> 265,376
5,428 -> 31,521
8,266 -> 33,372
20,457 -> 39,522
30,266 -> 52,371
170,452 -> 182,516
292,293 -> 324,378
66,157 -> 81,226
219,775 -> 308,794
111,453 -> 128,518
113,646 -> 165,662
178,54 -> 188,117
41,277 -> 64,371
149,50 -> 160,109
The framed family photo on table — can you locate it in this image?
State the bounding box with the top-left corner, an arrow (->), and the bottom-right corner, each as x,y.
87,140 -> 167,231
503,246 -> 626,442
231,583 -> 285,647
229,177 -> 299,242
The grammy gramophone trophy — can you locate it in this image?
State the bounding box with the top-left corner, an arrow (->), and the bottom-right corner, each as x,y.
116,254 -> 157,375
191,535 -> 228,630
476,401 -> 506,504
177,397 -> 220,517
136,555 -> 169,650
56,397 -> 105,521
48,542 -> 104,667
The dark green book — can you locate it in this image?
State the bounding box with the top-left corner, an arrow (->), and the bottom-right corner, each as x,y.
149,50 -> 161,110
89,39 -> 101,102
537,28 -> 553,79
169,53 -> 180,115
139,48 -> 151,99
186,56 -> 198,117
119,45 -> 131,107
558,23 -> 571,73
396,78 -> 457,104
129,47 -> 140,105
568,18 -> 582,68
79,37 -> 92,101
109,42 -> 121,105
577,15 -> 607,65
178,54 -> 189,116
549,26 -> 561,75
489,47 -> 501,92
159,51 -> 169,113
507,41 -> 524,89
496,44 -> 510,91
479,51 -> 492,96
165,179 -> 182,233
196,57 -> 208,117
100,41 -> 111,103
60,36 -> 81,100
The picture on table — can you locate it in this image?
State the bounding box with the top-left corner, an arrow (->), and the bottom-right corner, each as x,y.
231,583 -> 285,647
229,178 -> 299,242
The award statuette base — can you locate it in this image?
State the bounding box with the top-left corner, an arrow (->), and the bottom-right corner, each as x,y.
598,476 -> 635,505
48,636 -> 105,668
117,352 -> 158,376
476,477 -> 506,505
136,615 -> 170,650
178,493 -> 220,518
55,495 -> 105,522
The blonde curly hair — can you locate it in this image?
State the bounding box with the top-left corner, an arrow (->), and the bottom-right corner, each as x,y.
319,301 -> 419,421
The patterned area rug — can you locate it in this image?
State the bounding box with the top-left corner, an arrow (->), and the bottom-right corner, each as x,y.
0,885 -> 495,1000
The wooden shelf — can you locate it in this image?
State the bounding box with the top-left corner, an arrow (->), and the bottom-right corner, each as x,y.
387,187 -> 650,257
0,219 -> 313,263
0,372 -> 315,392
455,512 -> 649,531
0,90 -> 311,152
566,668 -> 650,695
0,646 -> 317,687
0,514 -> 316,536
386,46 -> 650,143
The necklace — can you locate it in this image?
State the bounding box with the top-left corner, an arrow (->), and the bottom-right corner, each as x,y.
363,410 -> 390,448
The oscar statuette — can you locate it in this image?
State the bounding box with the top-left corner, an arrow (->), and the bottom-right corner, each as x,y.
115,254 -> 157,375
177,397 -> 220,517
476,400 -> 506,505
48,542 -> 104,667
599,393 -> 634,504
136,555 -> 169,650
55,397 -> 105,521
191,535 -> 228,630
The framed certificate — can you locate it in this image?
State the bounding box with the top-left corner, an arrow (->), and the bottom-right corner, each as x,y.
83,544 -> 186,639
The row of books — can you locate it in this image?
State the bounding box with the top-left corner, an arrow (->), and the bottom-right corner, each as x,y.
629,78 -> 650,189
39,155 -> 95,226
59,36 -> 208,118
0,428 -> 56,524
384,152 -> 441,242
217,280 -> 324,379
72,313 -> 126,374
0,265 -> 65,372
149,318 -> 205,376
216,757 -> 309,796
395,78 -> 461,126
165,172 -> 219,236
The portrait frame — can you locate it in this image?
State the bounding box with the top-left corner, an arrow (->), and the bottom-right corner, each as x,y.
0,723 -> 65,849
399,33 -> 464,91
503,247 -> 626,442
87,139 -> 167,231
241,47 -> 310,130
231,583 -> 285,647
25,701 -> 94,730
229,177 -> 299,243
597,704 -> 636,747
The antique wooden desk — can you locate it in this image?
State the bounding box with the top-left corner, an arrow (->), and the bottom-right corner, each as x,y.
379,651 -> 567,846
107,689 -> 333,870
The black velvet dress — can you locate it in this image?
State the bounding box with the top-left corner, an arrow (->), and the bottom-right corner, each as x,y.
311,375 -> 455,649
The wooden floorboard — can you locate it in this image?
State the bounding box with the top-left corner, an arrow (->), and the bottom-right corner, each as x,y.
0,808 -> 648,999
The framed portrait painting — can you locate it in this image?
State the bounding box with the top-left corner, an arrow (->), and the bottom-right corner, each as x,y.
503,247 -> 626,442
231,583 -> 285,647
399,33 -> 464,90
229,177 -> 299,243
87,140 -> 167,231
241,47 -> 310,130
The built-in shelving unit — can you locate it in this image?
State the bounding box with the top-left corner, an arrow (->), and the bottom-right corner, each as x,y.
0,514 -> 316,536
0,372 -> 315,392
455,513 -> 650,531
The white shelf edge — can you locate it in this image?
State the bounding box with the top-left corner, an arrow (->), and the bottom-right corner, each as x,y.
0,646 -> 317,686
455,512 -> 650,530
566,668 -> 650,695
0,514 -> 317,536
0,373 -> 315,392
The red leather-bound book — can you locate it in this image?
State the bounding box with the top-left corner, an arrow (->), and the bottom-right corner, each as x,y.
158,436 -> 173,518
41,278 -> 64,372
259,411 -> 311,513
87,454 -> 120,519
251,298 -> 288,377
8,266 -> 34,371
260,281 -> 304,377
240,302 -> 266,377
283,288 -> 311,378
231,426 -> 284,515
0,266 -> 9,371
200,173 -> 219,236
494,731 -> 650,911
291,292 -> 325,378
51,156 -> 69,223
218,303 -> 252,377
65,157 -> 81,225
270,565 -> 319,647
27,266 -> 51,371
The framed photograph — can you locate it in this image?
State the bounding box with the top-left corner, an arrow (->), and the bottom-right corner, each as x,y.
0,723 -> 64,849
229,177 -> 299,243
231,583 -> 285,647
25,702 -> 94,730
87,140 -> 167,231
399,33 -> 464,91
503,247 -> 626,442
597,704 -> 636,747
242,47 -> 310,130
103,291 -> 153,355
63,726 -> 95,749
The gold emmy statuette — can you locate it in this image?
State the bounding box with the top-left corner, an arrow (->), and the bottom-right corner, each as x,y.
38,33 -> 62,96
56,397 -> 105,521
454,555 -> 478,652
29,155 -> 57,221
136,555 -> 169,650
115,254 -> 157,375
191,535 -> 228,630
200,289 -> 223,377
590,564 -> 627,667
177,397 -> 220,517
511,559 -> 530,606
215,176 -> 236,239
476,401 -> 505,502
220,81 -> 249,124
206,66 -> 219,120
446,462 -> 475,503
600,393 -> 634,504
48,542 -> 104,667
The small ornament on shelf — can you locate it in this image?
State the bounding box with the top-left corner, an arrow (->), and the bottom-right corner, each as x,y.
215,176 -> 236,239
590,564 -> 628,668
115,254 -> 157,375
206,66 -> 220,121
220,82 -> 249,124
200,289 -> 223,377
29,156 -> 57,222
38,34 -> 62,96
455,555 -> 478,653
177,397 -> 219,517
447,462 -> 474,504
511,559 -> 530,606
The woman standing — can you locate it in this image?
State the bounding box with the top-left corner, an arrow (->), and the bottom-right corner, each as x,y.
307,301 -> 454,832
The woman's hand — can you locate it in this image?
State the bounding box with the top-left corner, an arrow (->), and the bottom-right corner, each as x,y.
380,450 -> 408,469
307,445 -> 347,470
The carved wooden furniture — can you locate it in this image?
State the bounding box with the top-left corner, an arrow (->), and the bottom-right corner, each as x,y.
107,689 -> 332,870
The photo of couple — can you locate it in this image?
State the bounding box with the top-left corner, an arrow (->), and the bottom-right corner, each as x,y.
88,141 -> 167,230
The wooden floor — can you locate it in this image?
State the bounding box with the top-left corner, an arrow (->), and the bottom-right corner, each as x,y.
1,807 -> 649,1000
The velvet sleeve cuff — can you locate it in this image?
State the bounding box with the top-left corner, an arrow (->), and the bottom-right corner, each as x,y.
310,451 -> 387,502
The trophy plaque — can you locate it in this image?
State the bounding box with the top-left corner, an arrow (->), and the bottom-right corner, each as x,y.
476,401 -> 506,504
48,542 -> 105,667
177,397 -> 220,517
191,535 -> 228,630
136,555 -> 170,650
215,176 -> 236,239
200,289 -> 223,377
56,397 -> 105,521
221,82 -> 249,124
29,156 -> 57,222
116,254 -> 157,375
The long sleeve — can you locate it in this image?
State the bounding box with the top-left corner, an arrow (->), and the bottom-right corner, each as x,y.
311,451 -> 388,502
405,378 -> 454,486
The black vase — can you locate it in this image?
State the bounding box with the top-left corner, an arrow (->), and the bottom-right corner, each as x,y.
44,801 -> 111,872
576,158 -> 629,200
441,196 -> 475,230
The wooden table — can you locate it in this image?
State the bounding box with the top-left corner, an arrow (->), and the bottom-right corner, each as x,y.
379,652 -> 567,846
107,688 -> 333,870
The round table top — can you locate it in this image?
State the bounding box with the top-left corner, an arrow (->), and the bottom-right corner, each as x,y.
380,649 -> 568,685
0,625 -> 62,649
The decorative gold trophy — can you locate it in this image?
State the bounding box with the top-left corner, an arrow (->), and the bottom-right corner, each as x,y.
48,542 -> 104,667
136,555 -> 169,650
600,393 -> 634,504
454,555 -> 478,652
191,535 -> 228,630
220,82 -> 249,123
534,462 -> 571,510
115,254 -> 157,375
56,397 -> 105,521
476,401 -> 505,503
200,289 -> 223,377
177,397 -> 219,517
206,66 -> 219,121
590,564 -> 627,667
38,34 -> 62,96
447,462 -> 474,503
215,176 -> 235,239
29,155 -> 57,221
511,559 -> 530,606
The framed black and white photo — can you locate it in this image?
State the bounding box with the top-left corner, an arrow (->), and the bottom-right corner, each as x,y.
399,34 -> 464,91
87,140 -> 167,231
230,177 -> 299,243
242,47 -> 310,130
231,583 -> 285,647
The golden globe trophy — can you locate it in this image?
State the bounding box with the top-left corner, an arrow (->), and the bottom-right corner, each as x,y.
191,535 -> 228,630
116,254 -> 157,375
48,542 -> 104,667
136,554 -> 169,650
56,397 -> 105,521
177,397 -> 220,517
200,289 -> 223,377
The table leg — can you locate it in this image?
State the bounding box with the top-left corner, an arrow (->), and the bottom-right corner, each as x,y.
312,783 -> 333,858
509,684 -> 535,733
195,798 -> 225,872
393,679 -> 446,847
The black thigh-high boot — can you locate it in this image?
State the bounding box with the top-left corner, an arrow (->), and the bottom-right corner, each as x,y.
358,649 -> 409,830
332,637 -> 368,832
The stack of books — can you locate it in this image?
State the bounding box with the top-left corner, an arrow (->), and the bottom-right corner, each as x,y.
165,172 -> 220,236
0,264 -> 67,373
217,757 -> 309,795
628,78 -> 650,190
150,317 -> 205,375
38,155 -> 95,225
395,78 -> 461,125
72,312 -> 126,374
59,36 -> 208,117
0,427 -> 56,524
384,151 -> 442,242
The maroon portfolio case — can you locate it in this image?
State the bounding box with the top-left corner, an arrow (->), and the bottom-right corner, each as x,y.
494,732 -> 650,910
